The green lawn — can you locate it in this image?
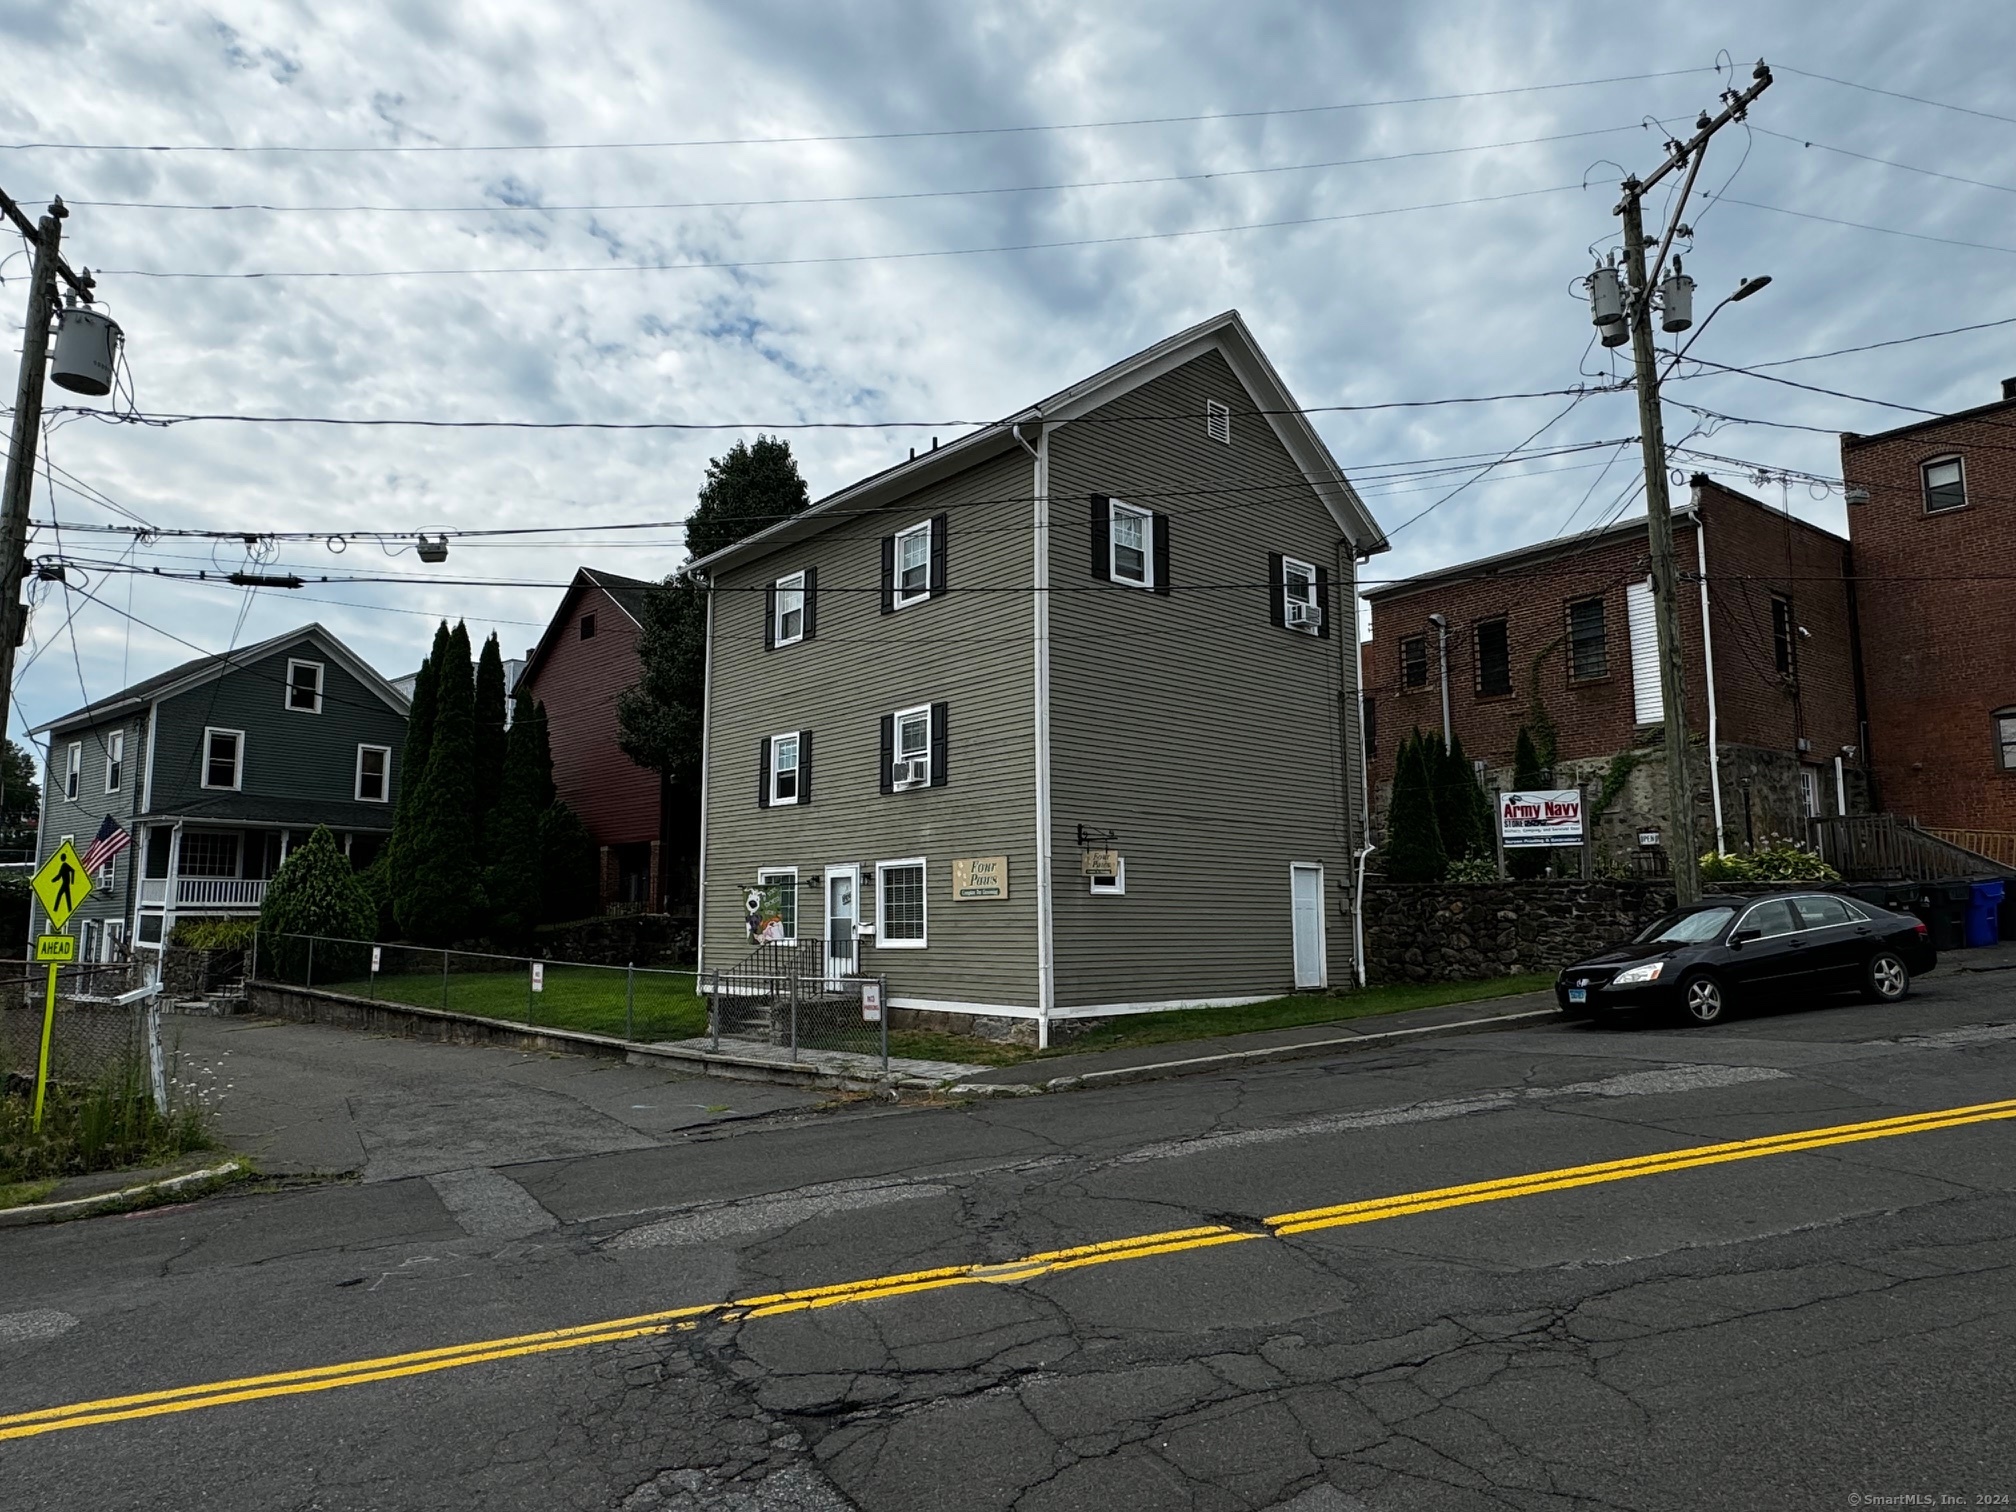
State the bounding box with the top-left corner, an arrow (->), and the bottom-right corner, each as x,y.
310,966 -> 1553,1068
322,963 -> 708,1042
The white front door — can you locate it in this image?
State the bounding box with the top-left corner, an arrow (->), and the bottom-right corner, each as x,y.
1291,863 -> 1326,990
824,865 -> 860,981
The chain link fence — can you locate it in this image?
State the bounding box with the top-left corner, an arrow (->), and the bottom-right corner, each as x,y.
252,930 -> 706,1044
702,942 -> 890,1070
1,960 -> 168,1111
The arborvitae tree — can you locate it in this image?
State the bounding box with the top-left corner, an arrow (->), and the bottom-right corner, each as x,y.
259,826 -> 376,981
1434,733 -> 1493,862
396,622 -> 486,943
1508,725 -> 1552,879
385,623 -> 448,922
539,801 -> 600,924
472,633 -> 508,852
1383,731 -> 1448,883
483,693 -> 549,941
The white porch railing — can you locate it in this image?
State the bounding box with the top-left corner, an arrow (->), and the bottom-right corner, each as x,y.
136,877 -> 269,909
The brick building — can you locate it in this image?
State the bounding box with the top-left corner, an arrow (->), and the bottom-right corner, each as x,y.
1360,478 -> 1866,866
517,567 -> 678,914
1842,379 -> 2016,846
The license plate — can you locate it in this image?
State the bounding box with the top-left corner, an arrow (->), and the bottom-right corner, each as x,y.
1567,988 -> 1587,1004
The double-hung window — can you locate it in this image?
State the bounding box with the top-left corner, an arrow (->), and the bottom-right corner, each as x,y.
1922,456 -> 1966,513
203,728 -> 244,791
773,570 -> 807,646
1110,501 -> 1152,588
1400,636 -> 1428,689
894,705 -> 930,788
768,732 -> 802,806
756,867 -> 798,944
64,742 -> 81,800
1280,557 -> 1320,632
285,659 -> 324,713
105,730 -> 122,794
356,744 -> 391,802
894,522 -> 932,607
1567,597 -> 1607,681
876,858 -> 927,948
1997,709 -> 2016,772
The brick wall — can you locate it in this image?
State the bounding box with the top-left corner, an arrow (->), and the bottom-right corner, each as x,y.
1843,388 -> 2016,831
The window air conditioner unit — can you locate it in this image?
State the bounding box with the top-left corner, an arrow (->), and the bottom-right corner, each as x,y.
1285,600 -> 1318,628
892,758 -> 929,788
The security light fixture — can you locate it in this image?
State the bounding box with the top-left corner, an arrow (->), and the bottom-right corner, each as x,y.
416,535 -> 449,563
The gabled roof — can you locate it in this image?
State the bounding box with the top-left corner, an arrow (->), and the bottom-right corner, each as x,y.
685,310 -> 1389,578
30,622 -> 409,736
519,566 -> 658,689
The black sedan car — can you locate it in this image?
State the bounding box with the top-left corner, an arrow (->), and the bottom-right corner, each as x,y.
1556,891 -> 1937,1026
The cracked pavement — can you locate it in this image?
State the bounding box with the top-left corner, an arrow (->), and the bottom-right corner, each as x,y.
4,978 -> 2016,1509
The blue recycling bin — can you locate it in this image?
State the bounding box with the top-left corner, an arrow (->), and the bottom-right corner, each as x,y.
1966,880 -> 2004,948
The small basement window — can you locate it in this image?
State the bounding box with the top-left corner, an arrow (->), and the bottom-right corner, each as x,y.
1088,858 -> 1126,895
1206,399 -> 1232,445
1922,456 -> 1966,513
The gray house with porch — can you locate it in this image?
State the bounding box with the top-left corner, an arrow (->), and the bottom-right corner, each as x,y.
692,311 -> 1389,1045
29,623 -> 409,970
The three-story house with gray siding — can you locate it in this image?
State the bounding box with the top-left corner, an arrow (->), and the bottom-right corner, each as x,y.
691,312 -> 1388,1045
29,623 -> 409,971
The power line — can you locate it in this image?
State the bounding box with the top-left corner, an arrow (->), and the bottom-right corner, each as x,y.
95,180 -> 1589,280
1754,124 -> 2016,199
3,69 -> 1715,155
1707,192 -> 2016,259
1777,63 -> 2016,133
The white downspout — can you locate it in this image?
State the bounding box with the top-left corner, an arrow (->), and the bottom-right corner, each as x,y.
158,820 -> 183,983
1695,517 -> 1726,853
1833,753 -> 1847,816
694,573 -> 715,972
1017,421 -> 1055,1049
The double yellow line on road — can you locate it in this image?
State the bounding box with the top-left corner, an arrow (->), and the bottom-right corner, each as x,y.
6,1095 -> 2014,1443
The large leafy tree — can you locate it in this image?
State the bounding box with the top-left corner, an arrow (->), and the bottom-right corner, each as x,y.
0,738 -> 40,858
618,436 -> 811,912
259,826 -> 375,981
396,622 -> 486,942
1383,732 -> 1448,883
472,633 -> 509,851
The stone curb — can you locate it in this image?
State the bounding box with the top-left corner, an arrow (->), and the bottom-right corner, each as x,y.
0,1160 -> 249,1228
946,1006 -> 1558,1098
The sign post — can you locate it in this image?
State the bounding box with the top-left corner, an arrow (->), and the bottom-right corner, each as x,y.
28,841 -> 92,1131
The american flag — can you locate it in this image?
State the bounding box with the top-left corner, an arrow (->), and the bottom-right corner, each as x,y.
81,814 -> 131,874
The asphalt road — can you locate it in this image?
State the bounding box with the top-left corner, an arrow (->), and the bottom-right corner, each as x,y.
5,971 -> 2016,1511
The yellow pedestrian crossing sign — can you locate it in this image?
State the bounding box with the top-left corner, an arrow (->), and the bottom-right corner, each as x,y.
33,841 -> 91,930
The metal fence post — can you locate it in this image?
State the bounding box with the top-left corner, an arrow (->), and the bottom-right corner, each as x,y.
527,958 -> 535,1026
442,950 -> 450,1011
306,935 -> 315,990
788,962 -> 799,1062
625,962 -> 634,1042
708,970 -> 719,1052
369,945 -> 379,1001
880,974 -> 888,1075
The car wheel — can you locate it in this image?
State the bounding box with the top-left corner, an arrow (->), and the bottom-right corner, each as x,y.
1863,951 -> 1910,1003
1680,972 -> 1728,1027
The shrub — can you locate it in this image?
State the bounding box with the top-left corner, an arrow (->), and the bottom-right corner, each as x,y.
1699,841 -> 1840,884
169,918 -> 258,951
1383,731 -> 1448,883
540,802 -> 600,923
259,826 -> 376,981
1444,857 -> 1500,883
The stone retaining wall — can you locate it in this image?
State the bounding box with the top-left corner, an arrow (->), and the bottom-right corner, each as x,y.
531,913 -> 694,967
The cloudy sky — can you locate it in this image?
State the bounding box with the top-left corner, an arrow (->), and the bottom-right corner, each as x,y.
4,1 -> 2014,750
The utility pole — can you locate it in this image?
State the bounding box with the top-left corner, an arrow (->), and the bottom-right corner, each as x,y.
1607,61 -> 1772,906
0,189 -> 97,751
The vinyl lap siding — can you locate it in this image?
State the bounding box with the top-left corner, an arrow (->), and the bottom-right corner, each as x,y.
36,712 -> 147,933
702,447 -> 1039,1009
1047,350 -> 1359,1008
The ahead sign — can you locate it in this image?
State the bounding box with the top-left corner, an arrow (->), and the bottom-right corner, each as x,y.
1499,789 -> 1585,849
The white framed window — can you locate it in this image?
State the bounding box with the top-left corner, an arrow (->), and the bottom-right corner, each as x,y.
876,858 -> 927,948
180,831 -> 240,877
774,570 -> 806,646
1799,766 -> 1821,818
104,730 -> 123,793
202,728 -> 244,791
769,732 -> 801,806
1089,858 -> 1126,895
1922,455 -> 1966,513
1206,398 -> 1232,446
893,521 -> 933,608
1281,556 -> 1319,632
756,867 -> 799,945
64,742 -> 80,801
1995,710 -> 2016,771
893,704 -> 931,789
356,744 -> 391,803
285,658 -> 324,714
1109,500 -> 1153,589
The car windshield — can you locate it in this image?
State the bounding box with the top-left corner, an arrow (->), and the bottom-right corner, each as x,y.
1635,907 -> 1736,944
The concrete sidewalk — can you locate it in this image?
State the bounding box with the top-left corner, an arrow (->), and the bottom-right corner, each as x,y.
954,988 -> 1561,1094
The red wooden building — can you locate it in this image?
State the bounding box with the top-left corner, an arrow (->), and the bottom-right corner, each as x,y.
518,567 -> 672,912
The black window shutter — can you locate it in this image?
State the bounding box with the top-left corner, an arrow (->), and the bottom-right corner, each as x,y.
1090,495 -> 1111,581
803,565 -> 818,640
878,714 -> 895,794
798,729 -> 812,804
879,535 -> 895,615
1315,565 -> 1332,639
1152,512 -> 1171,595
1267,552 -> 1285,626
929,513 -> 949,597
763,582 -> 777,651
929,702 -> 948,788
757,736 -> 771,808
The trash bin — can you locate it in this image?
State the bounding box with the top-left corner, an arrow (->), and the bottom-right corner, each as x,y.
1967,880 -> 2004,948
1913,880 -> 1972,952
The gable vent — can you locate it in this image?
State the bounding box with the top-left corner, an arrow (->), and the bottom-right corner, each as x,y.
1206,399 -> 1232,446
